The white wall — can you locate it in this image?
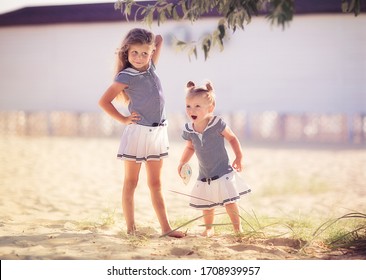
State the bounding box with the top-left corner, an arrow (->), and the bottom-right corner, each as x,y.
0,14 -> 365,114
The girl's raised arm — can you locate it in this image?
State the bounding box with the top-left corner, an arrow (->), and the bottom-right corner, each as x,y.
152,35 -> 163,66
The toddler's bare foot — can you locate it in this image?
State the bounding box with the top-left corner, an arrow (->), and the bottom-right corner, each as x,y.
234,228 -> 243,233
201,228 -> 215,237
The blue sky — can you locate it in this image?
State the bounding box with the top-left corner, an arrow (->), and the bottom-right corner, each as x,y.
0,0 -> 113,14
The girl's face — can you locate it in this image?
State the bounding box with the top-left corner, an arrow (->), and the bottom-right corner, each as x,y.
186,95 -> 214,125
127,43 -> 154,71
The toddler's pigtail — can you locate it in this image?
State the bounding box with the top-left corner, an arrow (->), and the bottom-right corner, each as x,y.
206,82 -> 213,92
205,81 -> 216,106
187,81 -> 195,88
185,80 -> 215,107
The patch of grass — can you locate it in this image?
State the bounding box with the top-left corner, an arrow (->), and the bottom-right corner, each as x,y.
261,172 -> 330,196
197,212 -> 237,235
76,208 -> 117,231
312,212 -> 366,252
170,216 -> 196,231
118,230 -> 151,247
167,209 -> 366,257
281,215 -> 315,241
98,209 -> 117,228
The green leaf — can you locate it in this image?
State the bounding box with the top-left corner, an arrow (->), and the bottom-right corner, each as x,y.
157,9 -> 167,25
172,5 -> 179,19
144,9 -> 154,27
349,0 -> 356,12
341,1 -> 348,12
345,0 -> 362,16
164,3 -> 173,17
188,46 -> 197,61
114,0 -> 362,61
202,36 -> 212,60
114,0 -> 124,10
176,40 -> 186,46
182,0 -> 189,18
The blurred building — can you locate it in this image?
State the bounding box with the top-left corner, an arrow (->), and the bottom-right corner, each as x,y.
0,1 -> 365,144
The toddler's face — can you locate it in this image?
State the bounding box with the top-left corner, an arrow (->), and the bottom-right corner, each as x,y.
127,43 -> 154,71
186,95 -> 214,124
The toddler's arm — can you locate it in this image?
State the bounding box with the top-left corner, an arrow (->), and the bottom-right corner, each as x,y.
177,140 -> 195,176
222,126 -> 244,172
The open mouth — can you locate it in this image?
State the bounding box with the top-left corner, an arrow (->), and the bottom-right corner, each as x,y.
191,115 -> 197,120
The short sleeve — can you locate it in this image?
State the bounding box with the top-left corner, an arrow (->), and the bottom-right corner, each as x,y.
217,117 -> 227,133
182,130 -> 191,141
151,62 -> 156,71
114,70 -> 131,85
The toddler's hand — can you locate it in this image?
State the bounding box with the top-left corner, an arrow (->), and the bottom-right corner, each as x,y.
177,163 -> 184,177
232,158 -> 243,172
178,163 -> 192,185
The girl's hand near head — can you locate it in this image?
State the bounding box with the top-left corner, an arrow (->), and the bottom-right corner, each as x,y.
155,35 -> 163,46
152,35 -> 163,65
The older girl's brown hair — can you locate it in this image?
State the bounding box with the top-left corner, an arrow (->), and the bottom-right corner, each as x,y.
115,28 -> 155,104
115,28 -> 155,74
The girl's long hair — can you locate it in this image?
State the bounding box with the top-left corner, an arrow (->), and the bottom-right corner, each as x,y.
115,28 -> 155,104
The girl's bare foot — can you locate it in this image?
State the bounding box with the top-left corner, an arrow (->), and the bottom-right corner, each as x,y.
201,228 -> 215,237
127,225 -> 137,235
163,230 -> 186,238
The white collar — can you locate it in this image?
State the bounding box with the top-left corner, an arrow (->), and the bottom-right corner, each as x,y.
184,116 -> 221,134
122,61 -> 152,76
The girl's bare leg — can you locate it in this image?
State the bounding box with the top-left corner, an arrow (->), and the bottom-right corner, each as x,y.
202,209 -> 215,237
146,160 -> 185,238
122,161 -> 141,234
225,203 -> 243,234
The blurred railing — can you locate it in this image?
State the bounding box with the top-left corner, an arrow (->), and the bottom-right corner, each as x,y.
0,111 -> 365,145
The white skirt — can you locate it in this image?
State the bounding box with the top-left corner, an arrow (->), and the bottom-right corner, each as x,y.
189,171 -> 252,210
117,123 -> 169,163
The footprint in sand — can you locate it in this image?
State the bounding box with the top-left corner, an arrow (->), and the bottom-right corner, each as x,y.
170,247 -> 195,256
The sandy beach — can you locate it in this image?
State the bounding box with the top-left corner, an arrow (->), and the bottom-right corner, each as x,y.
0,136 -> 365,260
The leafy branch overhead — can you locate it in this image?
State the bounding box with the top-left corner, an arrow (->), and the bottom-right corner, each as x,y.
115,0 -> 362,60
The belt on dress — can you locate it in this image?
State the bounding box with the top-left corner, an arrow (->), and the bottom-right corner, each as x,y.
200,175 -> 219,185
150,119 -> 167,127
151,122 -> 166,127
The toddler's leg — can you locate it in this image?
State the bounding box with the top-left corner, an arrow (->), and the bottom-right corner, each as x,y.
225,203 -> 243,234
122,161 -> 141,234
202,209 -> 215,237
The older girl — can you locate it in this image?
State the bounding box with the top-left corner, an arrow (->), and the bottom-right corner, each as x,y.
99,28 -> 185,238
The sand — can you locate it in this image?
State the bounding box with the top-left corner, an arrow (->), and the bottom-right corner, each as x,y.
0,136 -> 365,260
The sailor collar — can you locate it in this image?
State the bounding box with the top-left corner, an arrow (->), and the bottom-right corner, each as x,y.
184,116 -> 221,135
123,61 -> 153,76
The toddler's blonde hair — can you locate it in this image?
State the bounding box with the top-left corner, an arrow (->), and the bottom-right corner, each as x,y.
186,80 -> 216,106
